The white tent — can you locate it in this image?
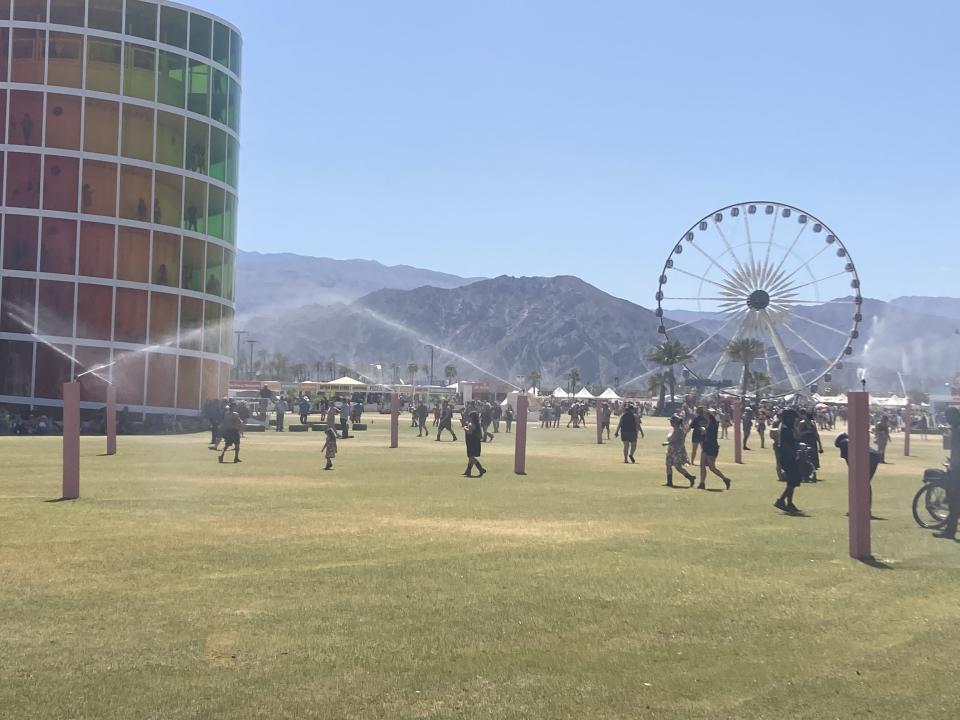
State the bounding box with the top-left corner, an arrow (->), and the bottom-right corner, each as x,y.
552,387 -> 570,399
575,387 -> 596,400
330,376 -> 366,386
598,388 -> 621,400
874,395 -> 908,408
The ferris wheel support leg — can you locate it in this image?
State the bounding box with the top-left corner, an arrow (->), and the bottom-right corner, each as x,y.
847,391 -> 872,560
760,311 -> 806,392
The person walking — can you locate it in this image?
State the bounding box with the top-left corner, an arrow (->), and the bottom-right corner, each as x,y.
614,404 -> 639,464
417,401 -> 431,437
320,426 -> 338,470
480,403 -> 494,443
874,416 -> 890,463
218,402 -> 243,464
436,402 -> 458,442
774,408 -> 802,513
756,411 -> 767,449
601,403 -> 613,440
933,407 -> 960,539
275,396 -> 288,432
298,396 -> 310,425
690,407 -> 705,465
664,415 -> 697,487
462,410 -> 486,478
742,407 -> 753,451
698,408 -> 732,490
432,403 -> 441,427
492,403 -> 502,433
504,404 -> 514,433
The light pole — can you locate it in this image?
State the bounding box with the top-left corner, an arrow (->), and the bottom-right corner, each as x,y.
246,339 -> 258,381
424,344 -> 434,386
233,330 -> 248,379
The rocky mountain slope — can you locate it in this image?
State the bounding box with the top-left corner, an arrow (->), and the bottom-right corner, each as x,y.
234,251 -> 481,318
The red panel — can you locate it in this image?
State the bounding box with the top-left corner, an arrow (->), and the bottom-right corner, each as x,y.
148,291 -> 178,345
2,213 -> 38,270
75,283 -> 113,340
0,339 -> 33,397
176,355 -> 201,410
0,276 -> 35,333
43,154 -> 80,212
146,352 -> 176,408
114,287 -> 147,344
39,218 -> 77,274
201,357 -> 219,404
37,280 -> 74,337
75,345 -> 110,403
34,341 -> 72,399
8,90 -> 43,145
6,151 -> 41,208
78,222 -> 114,278
113,349 -> 145,405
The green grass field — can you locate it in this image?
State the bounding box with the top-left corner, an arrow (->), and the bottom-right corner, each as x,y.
2,416 -> 958,719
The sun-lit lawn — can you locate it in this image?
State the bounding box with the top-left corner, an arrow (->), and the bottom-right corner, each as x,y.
1,415 -> 958,719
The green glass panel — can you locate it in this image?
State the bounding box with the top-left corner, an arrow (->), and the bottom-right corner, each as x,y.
207,185 -> 224,240
48,32 -> 84,88
185,118 -> 208,174
156,111 -> 184,169
224,192 -> 236,245
124,43 -> 156,101
158,51 -> 186,108
189,14 -> 211,58
226,136 -> 240,188
211,69 -> 228,125
208,127 -> 226,182
125,0 -> 157,41
213,22 -> 229,67
205,244 -> 223,297
159,6 -> 188,49
227,78 -> 240,132
50,0 -> 84,26
154,171 -> 182,228
121,103 -> 154,161
85,37 -> 121,94
223,249 -> 234,300
229,31 -> 241,76
181,238 -> 204,292
183,178 -> 206,234
89,0 -> 122,33
187,60 -> 209,116
13,0 -> 45,22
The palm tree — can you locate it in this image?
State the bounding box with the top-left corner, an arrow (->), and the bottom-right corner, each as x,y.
725,338 -> 766,400
567,368 -> 581,395
291,363 -> 307,382
750,370 -> 772,406
407,362 -> 419,384
645,340 -> 693,407
907,389 -> 929,405
527,369 -> 541,394
273,352 -> 290,380
444,364 -> 458,386
648,372 -> 668,410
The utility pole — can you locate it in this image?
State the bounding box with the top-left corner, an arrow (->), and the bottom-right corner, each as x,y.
246,339 -> 258,381
424,344 -> 434,386
331,353 -> 337,380
316,361 -> 321,383
233,330 -> 248,379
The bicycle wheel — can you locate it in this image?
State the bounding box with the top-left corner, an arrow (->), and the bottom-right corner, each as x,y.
925,483 -> 950,523
913,483 -> 946,530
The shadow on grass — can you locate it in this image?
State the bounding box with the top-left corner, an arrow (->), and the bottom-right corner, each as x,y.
44,497 -> 79,504
857,556 -> 895,570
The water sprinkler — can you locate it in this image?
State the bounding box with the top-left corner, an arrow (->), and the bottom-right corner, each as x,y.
856,368 -> 867,392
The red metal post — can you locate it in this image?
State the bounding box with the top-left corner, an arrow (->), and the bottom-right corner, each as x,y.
390,392 -> 399,449
903,403 -> 912,457
62,382 -> 80,500
514,394 -> 529,475
848,391 -> 872,559
106,384 -> 117,456
733,400 -> 743,464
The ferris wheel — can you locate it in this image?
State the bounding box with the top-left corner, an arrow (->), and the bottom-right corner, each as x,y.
654,202 -> 862,398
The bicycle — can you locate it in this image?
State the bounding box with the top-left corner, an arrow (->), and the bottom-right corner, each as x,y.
912,464 -> 951,530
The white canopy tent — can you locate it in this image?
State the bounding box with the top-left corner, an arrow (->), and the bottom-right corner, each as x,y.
598,388 -> 621,400
552,387 -> 570,399
575,387 -> 596,400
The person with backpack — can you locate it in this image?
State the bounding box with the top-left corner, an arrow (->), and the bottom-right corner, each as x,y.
615,404 -> 639,464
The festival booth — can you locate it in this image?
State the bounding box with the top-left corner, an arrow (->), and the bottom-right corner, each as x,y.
574,387 -> 596,400
551,387 -> 570,399
598,388 -> 621,400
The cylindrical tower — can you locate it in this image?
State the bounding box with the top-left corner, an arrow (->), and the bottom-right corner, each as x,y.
0,0 -> 240,416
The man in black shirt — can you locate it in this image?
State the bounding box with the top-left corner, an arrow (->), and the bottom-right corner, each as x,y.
934,406 -> 960,539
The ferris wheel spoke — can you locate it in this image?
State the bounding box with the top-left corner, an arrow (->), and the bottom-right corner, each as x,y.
743,211 -> 757,269
778,270 -> 848,295
689,309 -> 748,357
759,310 -> 806,392
776,298 -> 860,306
779,322 -> 835,364
768,244 -> 832,292
662,296 -> 743,303
706,312 -> 752,381
782,312 -> 852,337
769,223 -> 809,282
686,242 -> 752,292
671,266 -> 744,294
761,209 -> 779,273
713,222 -> 749,278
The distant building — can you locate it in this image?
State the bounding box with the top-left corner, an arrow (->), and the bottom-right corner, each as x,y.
0,0 -> 241,415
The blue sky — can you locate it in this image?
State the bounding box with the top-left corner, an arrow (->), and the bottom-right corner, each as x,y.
199,0 -> 959,304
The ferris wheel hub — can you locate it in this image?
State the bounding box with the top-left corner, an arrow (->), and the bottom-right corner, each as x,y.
747,289 -> 771,311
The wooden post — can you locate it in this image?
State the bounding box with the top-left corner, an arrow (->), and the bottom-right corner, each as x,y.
106,384 -> 117,456
514,394 -> 529,475
596,399 -> 603,445
390,392 -> 399,449
733,400 -> 743,464
847,391 -> 872,559
903,403 -> 912,457
62,382 -> 80,500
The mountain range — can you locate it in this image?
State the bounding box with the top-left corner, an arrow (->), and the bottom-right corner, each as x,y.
236,252 -> 960,392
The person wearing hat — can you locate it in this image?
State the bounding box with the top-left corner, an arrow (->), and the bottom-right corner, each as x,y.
933,406 -> 960,539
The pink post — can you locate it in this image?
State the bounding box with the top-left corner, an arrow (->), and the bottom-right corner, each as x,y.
106,384 -> 117,456
733,400 -> 743,464
514,394 -> 529,475
596,399 -> 603,445
390,392 -> 399,449
847,391 -> 872,559
903,403 -> 912,457
62,381 -> 80,500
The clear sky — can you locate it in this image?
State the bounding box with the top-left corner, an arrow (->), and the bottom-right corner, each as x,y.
198,0 -> 958,305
